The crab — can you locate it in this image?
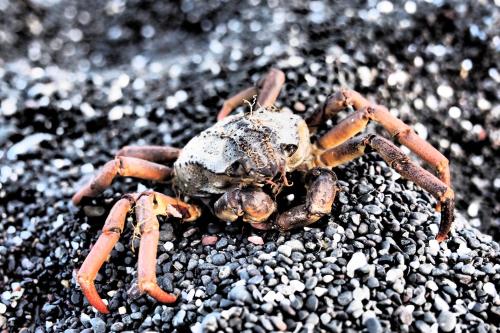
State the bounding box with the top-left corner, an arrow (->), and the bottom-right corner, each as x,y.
72,68 -> 455,313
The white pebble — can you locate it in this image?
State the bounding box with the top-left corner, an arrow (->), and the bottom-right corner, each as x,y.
467,201 -> 480,217
437,85 -> 454,99
448,106 -> 461,119
1,97 -> 17,115
108,106 -> 123,121
289,280 -> 305,292
426,280 -> 439,291
386,268 -> 404,283
483,282 -> 497,297
288,55 -> 304,67
163,241 -> 174,252
314,287 -> 328,297
0,303 -> 6,314
6,133 -> 53,160
346,252 -> 368,277
377,0 -> 394,13
404,1 -> 417,14
80,103 -> 96,118
118,306 -> 127,314
428,239 -> 440,256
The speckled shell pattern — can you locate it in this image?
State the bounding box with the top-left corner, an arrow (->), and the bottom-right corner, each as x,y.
174,109 -> 311,197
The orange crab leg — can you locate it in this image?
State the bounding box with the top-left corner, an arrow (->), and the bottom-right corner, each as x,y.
72,156 -> 173,205
315,89 -> 451,187
319,135 -> 455,242
217,68 -> 285,121
115,145 -> 181,163
217,86 -> 258,121
77,197 -> 132,314
135,194 -> 177,303
135,193 -> 200,303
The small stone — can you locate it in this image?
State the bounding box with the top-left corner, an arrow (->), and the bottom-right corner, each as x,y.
90,317 -> 106,333
338,291 -> 353,306
367,277 -> 380,288
211,253 -> 226,265
346,300 -> 363,316
285,239 -> 305,252
172,310 -> 186,327
289,280 -> 305,292
278,245 -> 292,257
399,305 -> 414,325
364,205 -> 383,215
163,241 -> 174,252
419,264 -> 434,275
364,317 -> 383,333
461,264 -> 475,275
219,266 -> 231,279
110,322 -> 124,331
248,236 -> 264,245
305,277 -> 318,290
215,238 -> 228,249
305,295 -> 319,312
294,101 -> 306,112
434,295 -> 450,312
437,311 -> 457,332
314,287 -> 328,297
202,235 -> 218,246
483,282 -> 497,297
386,268 -> 404,283
0,303 -> 6,314
347,252 -> 368,277
229,285 -> 252,303
426,280 -> 439,291
415,320 -> 431,333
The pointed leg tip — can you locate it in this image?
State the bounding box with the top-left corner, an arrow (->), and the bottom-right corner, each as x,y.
72,194 -> 81,206
94,304 -> 110,314
435,234 -> 448,243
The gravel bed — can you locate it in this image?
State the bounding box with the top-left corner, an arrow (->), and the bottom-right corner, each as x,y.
0,0 -> 499,332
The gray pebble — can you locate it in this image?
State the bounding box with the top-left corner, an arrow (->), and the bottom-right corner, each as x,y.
437,311 -> 457,332
90,317 -> 106,333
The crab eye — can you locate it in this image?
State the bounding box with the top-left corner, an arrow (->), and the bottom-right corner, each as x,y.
281,144 -> 298,156
226,161 -> 245,175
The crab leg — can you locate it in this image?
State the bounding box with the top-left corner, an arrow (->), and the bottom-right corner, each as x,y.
72,157 -> 173,205
217,87 -> 258,121
77,197 -> 133,314
319,135 -> 455,242
217,68 -> 285,120
214,187 -> 277,229
276,168 -> 338,231
312,89 -> 451,187
136,192 -> 200,303
115,145 -> 181,163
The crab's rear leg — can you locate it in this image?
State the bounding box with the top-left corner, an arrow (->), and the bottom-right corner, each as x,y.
214,187 -> 277,229
217,68 -> 285,120
319,135 -> 455,242
77,197 -> 133,314
276,168 -> 339,231
310,89 -> 451,188
72,156 -> 173,205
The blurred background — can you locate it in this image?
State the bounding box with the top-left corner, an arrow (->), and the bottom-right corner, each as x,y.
0,0 -> 499,332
